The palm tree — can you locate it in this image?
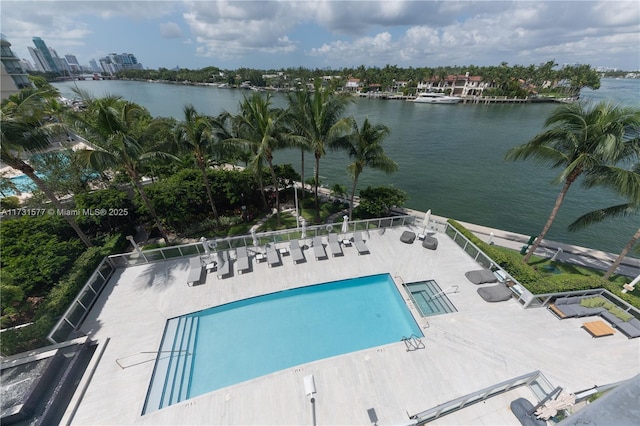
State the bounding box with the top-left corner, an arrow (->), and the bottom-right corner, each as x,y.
505,101 -> 640,263
337,118 -> 398,220
1,87 -> 93,247
285,90 -> 311,200
231,93 -> 287,226
569,162 -> 640,280
73,95 -> 173,244
174,105 -> 225,228
285,82 -> 351,222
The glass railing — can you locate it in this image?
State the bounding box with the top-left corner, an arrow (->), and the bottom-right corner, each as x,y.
47,215 -> 416,343
408,370 -> 554,424
47,257 -> 116,343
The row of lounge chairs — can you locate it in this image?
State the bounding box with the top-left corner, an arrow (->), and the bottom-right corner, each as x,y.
186,231 -> 371,284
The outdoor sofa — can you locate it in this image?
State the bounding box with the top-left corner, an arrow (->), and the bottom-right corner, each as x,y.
548,295 -> 640,339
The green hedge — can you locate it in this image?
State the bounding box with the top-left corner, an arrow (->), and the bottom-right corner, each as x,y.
447,219 -> 540,284
0,233 -> 127,357
526,274 -> 607,294
446,219 -> 640,310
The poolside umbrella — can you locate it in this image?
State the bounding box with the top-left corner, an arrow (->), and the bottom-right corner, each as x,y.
300,218 -> 307,240
423,210 -> 431,233
251,228 -> 258,247
341,215 -> 349,235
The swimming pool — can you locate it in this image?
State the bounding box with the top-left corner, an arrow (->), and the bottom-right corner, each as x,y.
1,174 -> 38,196
143,273 -> 421,414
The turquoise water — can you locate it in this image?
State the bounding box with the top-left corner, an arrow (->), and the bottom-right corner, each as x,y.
144,273 -> 421,413
52,79 -> 640,255
407,280 -> 457,317
2,174 -> 37,196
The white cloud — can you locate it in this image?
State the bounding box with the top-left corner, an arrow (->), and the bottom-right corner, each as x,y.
160,22 -> 183,39
306,1 -> 640,68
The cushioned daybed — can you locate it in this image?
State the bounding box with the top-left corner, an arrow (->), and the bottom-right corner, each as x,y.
400,231 -> 416,244
422,236 -> 438,250
465,268 -> 498,284
477,283 -> 513,302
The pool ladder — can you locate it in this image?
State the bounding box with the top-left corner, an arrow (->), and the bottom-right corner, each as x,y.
401,334 -> 425,351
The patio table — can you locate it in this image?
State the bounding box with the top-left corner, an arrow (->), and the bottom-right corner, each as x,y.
582,320 -> 615,338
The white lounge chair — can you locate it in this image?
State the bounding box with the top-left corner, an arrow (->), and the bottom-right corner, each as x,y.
216,251 -> 231,279
187,256 -> 203,286
236,246 -> 250,274
290,240 -> 305,263
312,236 -> 327,260
328,233 -> 343,257
353,232 -> 370,255
266,244 -> 280,267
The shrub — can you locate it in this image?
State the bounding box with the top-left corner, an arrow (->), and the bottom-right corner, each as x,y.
447,219 -> 541,284
0,233 -> 126,356
0,196 -> 20,209
526,274 -> 607,294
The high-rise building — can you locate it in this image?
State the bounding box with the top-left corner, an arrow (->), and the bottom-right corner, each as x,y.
32,36 -> 60,73
65,54 -> 80,72
98,52 -> 143,75
28,46 -> 48,72
89,59 -> 101,73
1,33 -> 33,99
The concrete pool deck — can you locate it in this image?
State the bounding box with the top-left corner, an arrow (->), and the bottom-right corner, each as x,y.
65,226 -> 640,425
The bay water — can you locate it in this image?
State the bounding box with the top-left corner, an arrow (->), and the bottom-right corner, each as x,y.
53,79 -> 640,255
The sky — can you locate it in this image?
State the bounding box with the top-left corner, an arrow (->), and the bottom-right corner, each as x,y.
2,0 -> 639,71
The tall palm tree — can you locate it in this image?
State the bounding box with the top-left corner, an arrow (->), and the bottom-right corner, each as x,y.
73,95 -> 173,244
285,90 -> 311,200
505,101 -> 640,263
174,105 -> 226,228
285,82 -> 351,222
336,117 -> 398,220
570,204 -> 639,280
231,93 -> 287,226
1,87 -> 93,247
569,162 -> 640,280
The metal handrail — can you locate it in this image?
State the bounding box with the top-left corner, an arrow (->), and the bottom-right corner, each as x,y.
428,285 -> 459,301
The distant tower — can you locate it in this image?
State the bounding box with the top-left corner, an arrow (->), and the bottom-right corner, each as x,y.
89,59 -> 101,73
65,54 -> 80,72
32,36 -> 60,73
1,33 -> 33,99
28,46 -> 48,72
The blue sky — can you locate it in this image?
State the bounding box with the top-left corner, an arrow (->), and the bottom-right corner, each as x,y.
2,1 -> 639,71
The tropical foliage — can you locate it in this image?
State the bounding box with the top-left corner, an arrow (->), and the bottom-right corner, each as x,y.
505,101 -> 640,263
1,87 -> 94,247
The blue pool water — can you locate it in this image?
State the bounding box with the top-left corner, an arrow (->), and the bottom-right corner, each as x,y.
406,280 -> 457,317
144,273 -> 422,414
1,174 -> 38,196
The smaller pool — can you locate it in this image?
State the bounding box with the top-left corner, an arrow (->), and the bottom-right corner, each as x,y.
1,174 -> 38,196
407,280 -> 457,317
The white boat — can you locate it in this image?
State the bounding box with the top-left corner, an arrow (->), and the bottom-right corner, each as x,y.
413,92 -> 462,104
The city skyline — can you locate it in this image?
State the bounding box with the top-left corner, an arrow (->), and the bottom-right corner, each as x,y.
2,1 -> 639,72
